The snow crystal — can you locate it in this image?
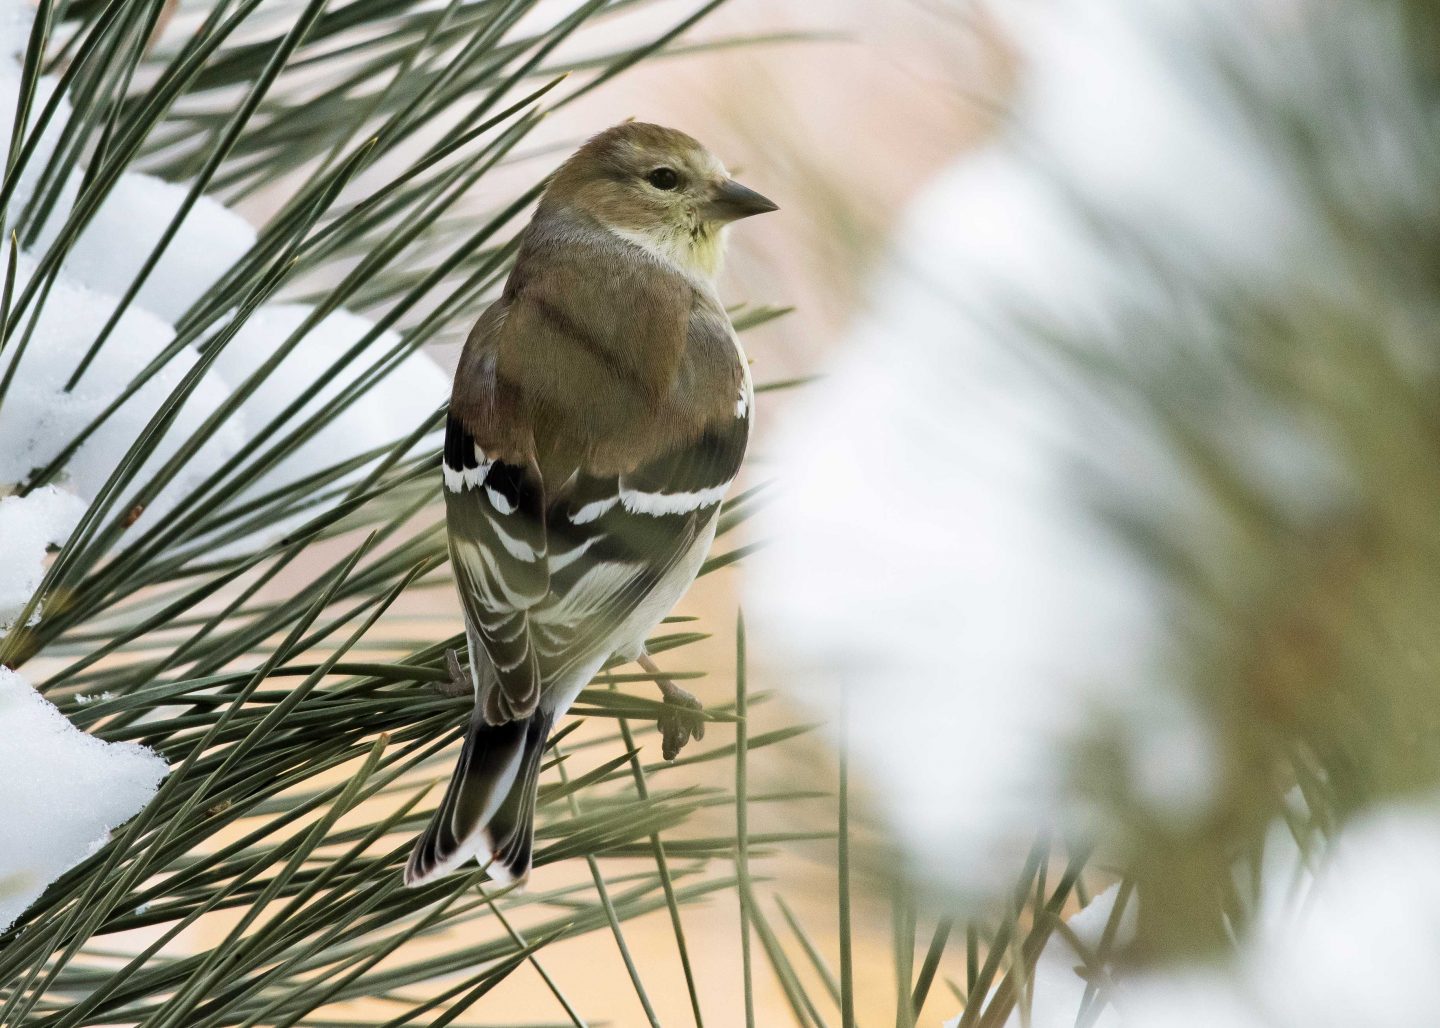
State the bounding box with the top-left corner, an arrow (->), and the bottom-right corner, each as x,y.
0,485 -> 85,634
0,668 -> 167,933
209,302 -> 447,495
34,171 -> 257,324
73,691 -> 117,706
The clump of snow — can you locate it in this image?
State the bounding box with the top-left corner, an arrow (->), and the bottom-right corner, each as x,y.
1001,884 -> 1134,1028
0,0 -> 448,942
943,884 -> 1135,1027
0,253 -> 246,529
0,485 -> 85,634
210,302 -> 447,495
992,2 -> 1299,274
0,20 -> 257,536
976,799 -> 1440,1027
0,149 -> 445,556
747,0 -> 1400,898
0,668 -> 167,933
749,138 -> 1225,899
0,1 -> 448,554
752,286 -> 1208,890
0,69 -> 77,230
1237,802 -> 1440,1028
0,0 -> 32,63
36,171 -> 257,324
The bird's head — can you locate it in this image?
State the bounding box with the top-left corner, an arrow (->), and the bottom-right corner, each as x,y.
541,121 -> 777,282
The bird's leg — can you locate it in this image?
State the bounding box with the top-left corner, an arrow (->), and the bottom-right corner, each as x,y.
638,652 -> 705,760
432,648 -> 473,698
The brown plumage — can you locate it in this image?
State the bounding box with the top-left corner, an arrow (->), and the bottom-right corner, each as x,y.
406,122 -> 776,888
453,222 -> 738,477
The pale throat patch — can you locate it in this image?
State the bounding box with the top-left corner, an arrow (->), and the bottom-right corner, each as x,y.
608,221 -> 727,283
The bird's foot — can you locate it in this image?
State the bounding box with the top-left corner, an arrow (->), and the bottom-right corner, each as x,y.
431,648 -> 472,698
657,681 -> 706,761
638,653 -> 705,760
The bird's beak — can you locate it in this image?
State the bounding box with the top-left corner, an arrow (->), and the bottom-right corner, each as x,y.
706,178 -> 779,223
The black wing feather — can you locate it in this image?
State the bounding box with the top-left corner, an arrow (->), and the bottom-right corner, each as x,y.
444,415 -> 547,722
446,383 -> 751,721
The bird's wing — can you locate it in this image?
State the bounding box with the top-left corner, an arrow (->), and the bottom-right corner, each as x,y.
536,412 -> 751,684
444,297 -> 554,724
447,241 -> 750,723
444,412 -> 550,723
446,405 -> 749,719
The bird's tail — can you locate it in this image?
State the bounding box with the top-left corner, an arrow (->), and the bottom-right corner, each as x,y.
404,709 -> 553,888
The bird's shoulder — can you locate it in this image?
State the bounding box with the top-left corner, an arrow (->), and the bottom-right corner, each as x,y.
510,212 -> 694,314
452,213 -> 746,477
449,295 -> 530,466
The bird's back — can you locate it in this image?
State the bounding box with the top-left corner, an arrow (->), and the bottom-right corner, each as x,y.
460,211 -> 742,478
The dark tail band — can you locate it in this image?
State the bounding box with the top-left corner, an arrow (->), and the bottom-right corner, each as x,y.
404,710 -> 552,888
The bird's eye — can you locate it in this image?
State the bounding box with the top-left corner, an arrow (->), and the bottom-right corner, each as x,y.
646,167 -> 680,191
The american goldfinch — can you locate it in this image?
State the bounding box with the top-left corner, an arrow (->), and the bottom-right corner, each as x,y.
406,123 -> 776,888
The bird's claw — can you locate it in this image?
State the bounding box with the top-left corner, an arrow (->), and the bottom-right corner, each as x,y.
657,684 -> 705,761
431,648 -> 472,698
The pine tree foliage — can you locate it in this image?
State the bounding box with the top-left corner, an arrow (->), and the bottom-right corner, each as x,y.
0,2 -> 821,1025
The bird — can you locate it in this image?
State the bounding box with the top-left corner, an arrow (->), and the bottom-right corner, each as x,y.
404,122 -> 777,889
